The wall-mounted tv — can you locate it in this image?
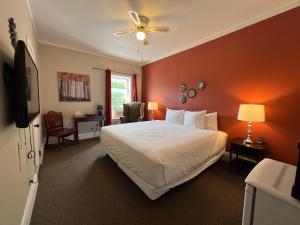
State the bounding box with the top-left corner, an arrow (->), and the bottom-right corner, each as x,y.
14,40 -> 40,128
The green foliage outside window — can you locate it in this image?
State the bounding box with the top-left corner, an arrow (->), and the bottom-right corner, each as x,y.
111,78 -> 128,108
112,90 -> 125,107
111,77 -> 130,119
111,79 -> 127,89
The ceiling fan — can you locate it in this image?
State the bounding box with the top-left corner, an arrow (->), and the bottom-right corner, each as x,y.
113,10 -> 169,45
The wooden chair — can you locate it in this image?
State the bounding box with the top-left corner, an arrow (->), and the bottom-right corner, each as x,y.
43,111 -> 77,150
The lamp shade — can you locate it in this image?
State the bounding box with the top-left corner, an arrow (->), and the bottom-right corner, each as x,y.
238,104 -> 265,122
148,102 -> 158,111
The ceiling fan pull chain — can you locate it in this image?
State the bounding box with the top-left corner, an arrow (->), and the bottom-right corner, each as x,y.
141,44 -> 144,65
137,40 -> 143,65
137,40 -> 140,53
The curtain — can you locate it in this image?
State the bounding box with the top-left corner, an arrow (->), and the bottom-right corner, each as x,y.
131,74 -> 138,102
105,69 -> 112,125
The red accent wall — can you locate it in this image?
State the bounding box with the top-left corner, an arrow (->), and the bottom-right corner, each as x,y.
142,7 -> 300,165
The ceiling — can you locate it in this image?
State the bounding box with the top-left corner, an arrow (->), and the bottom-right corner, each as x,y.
28,0 -> 300,65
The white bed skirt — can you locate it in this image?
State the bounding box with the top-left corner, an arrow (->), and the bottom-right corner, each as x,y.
104,146 -> 225,200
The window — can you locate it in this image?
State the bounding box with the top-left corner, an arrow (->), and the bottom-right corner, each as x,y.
111,75 -> 131,120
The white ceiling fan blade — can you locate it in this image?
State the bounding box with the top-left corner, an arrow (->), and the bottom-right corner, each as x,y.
128,10 -> 141,26
113,29 -> 135,37
147,26 -> 170,32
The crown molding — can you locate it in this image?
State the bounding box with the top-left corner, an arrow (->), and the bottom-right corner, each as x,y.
27,0 -> 140,66
143,0 -> 300,65
25,0 -> 40,41
38,40 -> 142,66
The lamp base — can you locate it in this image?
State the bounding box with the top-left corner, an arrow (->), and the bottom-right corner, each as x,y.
243,137 -> 255,144
151,110 -> 155,120
244,121 -> 255,144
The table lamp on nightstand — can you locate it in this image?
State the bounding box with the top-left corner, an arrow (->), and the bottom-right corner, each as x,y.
238,104 -> 265,144
148,102 -> 158,120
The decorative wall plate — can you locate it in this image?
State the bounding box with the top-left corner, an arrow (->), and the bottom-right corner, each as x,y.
198,80 -> 207,91
187,88 -> 197,98
179,95 -> 187,104
179,83 -> 187,92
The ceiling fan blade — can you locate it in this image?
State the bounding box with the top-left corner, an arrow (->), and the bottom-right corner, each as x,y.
147,26 -> 170,32
113,29 -> 135,37
128,10 -> 141,26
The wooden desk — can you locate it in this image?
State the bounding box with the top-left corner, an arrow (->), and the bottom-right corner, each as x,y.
73,114 -> 105,141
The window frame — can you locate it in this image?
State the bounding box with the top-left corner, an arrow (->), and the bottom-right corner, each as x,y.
111,74 -> 132,121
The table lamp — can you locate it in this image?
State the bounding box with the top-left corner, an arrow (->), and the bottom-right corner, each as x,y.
148,102 -> 158,120
237,104 -> 265,144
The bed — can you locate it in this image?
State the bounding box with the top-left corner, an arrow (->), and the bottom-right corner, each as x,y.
101,120 -> 228,200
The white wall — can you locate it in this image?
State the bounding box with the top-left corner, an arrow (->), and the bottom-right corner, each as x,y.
0,1 -> 40,225
39,43 -> 142,135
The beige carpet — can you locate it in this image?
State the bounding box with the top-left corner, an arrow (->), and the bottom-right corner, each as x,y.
31,138 -> 249,225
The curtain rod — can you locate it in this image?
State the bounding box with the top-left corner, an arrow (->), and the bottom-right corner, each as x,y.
92,67 -> 133,76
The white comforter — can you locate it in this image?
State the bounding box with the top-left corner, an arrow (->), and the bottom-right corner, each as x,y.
101,120 -> 228,188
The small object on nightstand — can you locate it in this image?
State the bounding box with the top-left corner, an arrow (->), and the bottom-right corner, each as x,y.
257,136 -> 265,144
229,138 -> 266,172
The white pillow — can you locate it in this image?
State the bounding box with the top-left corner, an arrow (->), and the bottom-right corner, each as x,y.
184,110 -> 207,129
205,112 -> 218,131
165,108 -> 185,125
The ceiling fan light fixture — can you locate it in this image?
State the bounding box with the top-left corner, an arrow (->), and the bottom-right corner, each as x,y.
136,31 -> 145,41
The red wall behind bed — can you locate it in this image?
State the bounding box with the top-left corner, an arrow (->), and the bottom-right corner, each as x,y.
142,7 -> 300,165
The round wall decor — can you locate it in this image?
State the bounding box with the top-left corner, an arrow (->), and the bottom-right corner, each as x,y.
187,88 -> 197,98
179,83 -> 187,92
198,80 -> 207,91
179,95 -> 187,104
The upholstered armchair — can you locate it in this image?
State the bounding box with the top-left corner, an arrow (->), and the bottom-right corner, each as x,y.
120,102 -> 145,123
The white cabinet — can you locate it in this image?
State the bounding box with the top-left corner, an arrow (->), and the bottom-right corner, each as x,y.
242,159 -> 300,225
25,115 -> 42,181
30,115 -> 42,166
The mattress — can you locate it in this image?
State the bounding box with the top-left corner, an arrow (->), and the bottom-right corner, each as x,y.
101,120 -> 228,196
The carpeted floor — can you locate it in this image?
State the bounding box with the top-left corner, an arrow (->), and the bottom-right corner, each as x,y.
31,138 -> 250,225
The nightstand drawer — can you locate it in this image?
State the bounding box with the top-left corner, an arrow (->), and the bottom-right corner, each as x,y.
231,144 -> 260,156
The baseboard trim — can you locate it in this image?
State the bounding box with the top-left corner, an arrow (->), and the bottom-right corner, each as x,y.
47,132 -> 100,144
21,174 -> 38,225
78,131 -> 100,140
63,132 -> 100,141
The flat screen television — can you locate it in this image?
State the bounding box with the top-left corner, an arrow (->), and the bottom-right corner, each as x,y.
14,40 -> 40,128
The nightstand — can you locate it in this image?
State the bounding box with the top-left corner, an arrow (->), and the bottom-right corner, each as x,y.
229,138 -> 266,172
